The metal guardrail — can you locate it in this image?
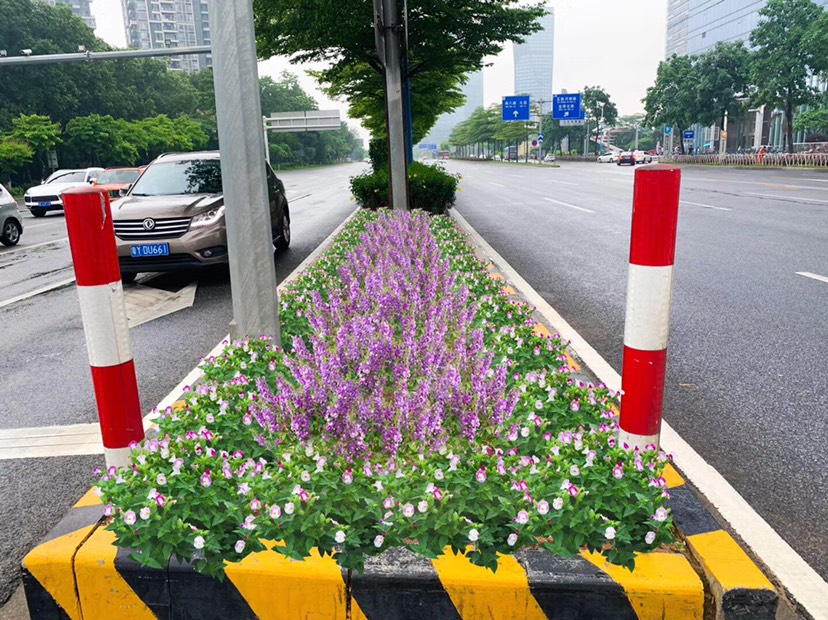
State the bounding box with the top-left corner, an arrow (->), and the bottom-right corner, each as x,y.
661,152 -> 828,167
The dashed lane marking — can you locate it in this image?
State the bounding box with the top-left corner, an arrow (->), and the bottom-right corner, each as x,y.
0,277 -> 76,310
489,182 -> 507,188
542,197 -> 595,213
0,237 -> 68,256
796,271 -> 828,285
681,200 -> 732,211
743,192 -> 828,204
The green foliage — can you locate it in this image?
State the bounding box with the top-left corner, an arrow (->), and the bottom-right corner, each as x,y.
11,115 -> 63,154
583,85 -> 618,126
253,0 -> 546,141
0,139 -> 33,183
350,162 -> 458,213
693,42 -> 751,127
749,0 -> 824,152
643,55 -> 699,150
793,108 -> 828,132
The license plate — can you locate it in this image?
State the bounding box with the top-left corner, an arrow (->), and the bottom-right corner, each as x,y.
131,243 -> 170,258
39,201 -> 51,207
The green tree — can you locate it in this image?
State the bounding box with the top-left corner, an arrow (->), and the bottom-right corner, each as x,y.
693,41 -> 751,128
0,139 -> 33,185
643,55 -> 699,153
805,9 -> 828,76
64,115 -> 138,167
253,0 -> 546,143
10,114 -> 63,179
750,0 -> 824,153
793,108 -> 828,132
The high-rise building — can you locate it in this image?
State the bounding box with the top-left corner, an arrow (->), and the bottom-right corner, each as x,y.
122,0 -> 212,73
513,7 -> 554,107
41,0 -> 96,29
422,69 -> 484,148
665,0 -> 689,57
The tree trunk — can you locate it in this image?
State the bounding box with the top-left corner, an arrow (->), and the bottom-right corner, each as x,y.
785,102 -> 794,154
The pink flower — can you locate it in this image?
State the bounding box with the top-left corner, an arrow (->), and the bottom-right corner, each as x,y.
124,510 -> 136,525
193,535 -> 205,550
507,533 -> 518,547
516,510 -> 529,524
537,501 -> 549,515
417,500 -> 428,513
200,473 -> 212,488
613,464 -> 624,479
476,469 -> 487,483
269,505 -> 281,519
342,470 -> 354,485
653,508 -> 668,522
403,503 -> 415,518
568,485 -> 579,498
299,490 -> 310,503
250,499 -> 261,512
103,504 -> 114,517
433,488 -> 443,502
234,540 -> 246,553
155,495 -> 166,508
373,535 -> 384,548
384,497 -> 394,509
645,531 -> 656,545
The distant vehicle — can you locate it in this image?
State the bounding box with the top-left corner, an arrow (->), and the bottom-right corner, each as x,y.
0,183 -> 23,246
24,167 -> 104,217
94,167 -> 144,199
542,152 -> 557,163
633,150 -> 653,164
597,152 -> 618,163
113,151 -> 290,284
617,151 -> 635,166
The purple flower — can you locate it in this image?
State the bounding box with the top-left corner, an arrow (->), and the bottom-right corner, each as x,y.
124,510 -> 136,525
433,488 -> 443,502
342,470 -> 354,485
476,469 -> 487,483
270,505 -> 282,519
569,465 -> 580,477
516,510 -> 529,525
250,499 -> 261,512
653,508 -> 668,522
155,495 -> 166,508
537,500 -> 549,515
568,485 -> 579,498
613,464 -> 624,479
200,473 -> 212,488
299,490 -> 310,503
403,503 -> 415,517
384,497 -> 394,510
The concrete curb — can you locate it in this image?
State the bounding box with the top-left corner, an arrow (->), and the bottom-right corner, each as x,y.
21,209 -> 776,619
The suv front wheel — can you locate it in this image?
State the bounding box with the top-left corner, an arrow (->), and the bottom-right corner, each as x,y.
274,212 -> 290,250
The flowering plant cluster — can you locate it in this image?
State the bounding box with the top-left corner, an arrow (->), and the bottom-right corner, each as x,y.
97,210 -> 674,579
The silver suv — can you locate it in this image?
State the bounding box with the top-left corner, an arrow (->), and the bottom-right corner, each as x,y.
113,151 -> 290,283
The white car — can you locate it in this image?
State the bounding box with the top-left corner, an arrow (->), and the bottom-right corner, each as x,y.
597,152 -> 618,163
0,183 -> 23,246
633,150 -> 653,164
24,167 -> 104,217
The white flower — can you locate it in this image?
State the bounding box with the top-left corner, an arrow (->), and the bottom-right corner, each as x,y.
653,507 -> 668,522
645,531 -> 657,545
285,502 -> 295,515
521,427 -> 530,438
535,400 -> 543,410
234,540 -> 246,553
270,505 -> 281,519
301,470 -> 311,482
335,530 -> 346,544
516,510 -> 529,524
417,500 -> 428,513
434,469 -> 444,481
139,507 -> 151,520
569,465 -> 580,477
537,501 -> 550,515
373,535 -> 384,548
403,503 -> 415,518
193,535 -> 205,549
507,533 -> 518,547
605,526 -> 617,540
552,497 -> 564,510
156,474 -> 167,486
468,529 -> 480,542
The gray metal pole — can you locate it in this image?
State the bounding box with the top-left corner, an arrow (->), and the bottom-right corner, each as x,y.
208,0 -> 281,342
381,0 -> 409,211
263,117 -> 271,164
0,45 -> 211,66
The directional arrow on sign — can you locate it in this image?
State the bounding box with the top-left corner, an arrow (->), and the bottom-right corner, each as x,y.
513,110 -> 519,118
564,111 -> 569,118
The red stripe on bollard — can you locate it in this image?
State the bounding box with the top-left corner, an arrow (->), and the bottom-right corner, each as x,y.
90,362 -> 144,448
629,165 -> 681,267
63,187 -> 121,287
619,346 -> 668,438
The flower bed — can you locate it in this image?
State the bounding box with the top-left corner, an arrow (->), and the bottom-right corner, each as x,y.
97,210 -> 674,580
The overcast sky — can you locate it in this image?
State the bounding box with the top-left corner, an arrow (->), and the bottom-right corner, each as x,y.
91,0 -> 666,138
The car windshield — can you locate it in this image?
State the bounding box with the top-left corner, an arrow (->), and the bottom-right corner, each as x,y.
45,170 -> 86,183
98,169 -> 140,185
129,159 -> 222,196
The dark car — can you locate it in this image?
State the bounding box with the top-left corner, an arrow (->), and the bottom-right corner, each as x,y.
617,151 -> 635,166
112,151 -> 290,283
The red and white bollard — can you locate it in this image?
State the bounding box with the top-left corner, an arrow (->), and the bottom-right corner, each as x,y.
63,187 -> 144,468
618,165 -> 681,450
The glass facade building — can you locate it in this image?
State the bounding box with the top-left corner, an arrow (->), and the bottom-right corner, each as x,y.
121,0 -> 212,73
513,8 -> 554,106
41,0 -> 96,29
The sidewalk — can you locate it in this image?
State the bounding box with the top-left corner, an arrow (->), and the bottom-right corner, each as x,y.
19,209 -> 781,620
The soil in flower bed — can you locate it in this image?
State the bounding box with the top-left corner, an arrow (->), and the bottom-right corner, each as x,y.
97,210 -> 674,578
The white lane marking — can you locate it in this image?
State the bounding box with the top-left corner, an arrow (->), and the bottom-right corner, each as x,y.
687,177 -> 828,190
288,192 -> 312,202
796,271 -> 828,285
0,277 -> 76,310
681,200 -> 732,211
0,237 -> 68,256
489,182 -> 507,188
451,208 -> 828,619
545,179 -> 578,186
804,178 -> 828,183
24,221 -> 67,230
743,192 -> 828,204
543,197 -> 595,213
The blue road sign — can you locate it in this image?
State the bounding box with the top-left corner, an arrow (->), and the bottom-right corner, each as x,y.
552,93 -> 584,120
683,130 -> 695,140
664,126 -> 672,136
417,143 -> 437,150
502,96 -> 531,122
537,134 -> 544,143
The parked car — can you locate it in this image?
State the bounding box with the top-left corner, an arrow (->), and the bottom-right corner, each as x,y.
0,183 -> 23,246
94,167 -> 144,200
597,152 -> 618,163
633,150 -> 653,164
113,151 -> 290,283
23,167 -> 104,217
617,151 -> 636,166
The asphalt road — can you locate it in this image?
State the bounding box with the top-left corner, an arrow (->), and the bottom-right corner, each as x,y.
0,162 -> 364,605
449,159 -> 828,582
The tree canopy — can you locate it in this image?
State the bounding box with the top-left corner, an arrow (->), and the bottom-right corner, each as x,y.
253,0 -> 546,142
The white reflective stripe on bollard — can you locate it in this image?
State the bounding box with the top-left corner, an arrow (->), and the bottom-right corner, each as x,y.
623,264 -> 674,351
76,281 -> 133,367
617,429 -> 661,451
104,446 -> 135,469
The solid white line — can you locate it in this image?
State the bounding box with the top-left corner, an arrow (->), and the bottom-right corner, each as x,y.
796,271 -> 828,285
450,208 -> 828,618
543,197 -> 596,213
744,192 -> 828,204
545,179 -> 578,186
681,200 -> 732,211
0,237 -> 68,256
0,277 -> 76,309
23,221 -> 66,230
489,182 -> 507,188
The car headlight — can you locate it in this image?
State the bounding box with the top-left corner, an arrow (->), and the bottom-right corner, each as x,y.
191,205 -> 225,229
24,194 -> 31,202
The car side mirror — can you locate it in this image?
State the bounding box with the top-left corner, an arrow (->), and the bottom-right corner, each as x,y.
119,184 -> 132,197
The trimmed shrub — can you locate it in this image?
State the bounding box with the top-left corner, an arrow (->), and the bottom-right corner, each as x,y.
350,162 -> 459,214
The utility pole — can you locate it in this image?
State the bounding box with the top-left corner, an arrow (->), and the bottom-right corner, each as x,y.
208,0 -> 281,341
375,0 -> 409,211
536,98 -> 550,159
